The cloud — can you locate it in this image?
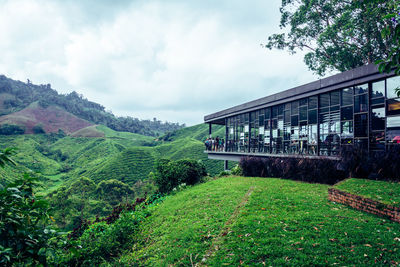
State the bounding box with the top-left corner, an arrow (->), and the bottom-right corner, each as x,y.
0,0 -> 318,125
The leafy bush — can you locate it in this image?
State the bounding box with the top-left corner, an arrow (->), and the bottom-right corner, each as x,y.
33,124 -> 46,134
230,164 -> 243,176
0,174 -> 58,266
0,124 -> 25,135
340,146 -> 400,181
239,156 -> 345,184
152,158 -> 207,193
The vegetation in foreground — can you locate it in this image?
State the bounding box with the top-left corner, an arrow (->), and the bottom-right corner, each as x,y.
119,176 -> 400,266
335,178 -> 400,206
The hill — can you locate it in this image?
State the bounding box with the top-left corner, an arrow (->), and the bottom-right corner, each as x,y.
0,75 -> 184,136
119,176 -> 400,266
0,102 -> 93,134
0,123 -> 229,192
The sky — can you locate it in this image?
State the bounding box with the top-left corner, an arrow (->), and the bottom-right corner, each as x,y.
0,0 -> 322,126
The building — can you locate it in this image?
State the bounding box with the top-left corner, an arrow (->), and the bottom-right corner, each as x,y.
204,64 -> 400,165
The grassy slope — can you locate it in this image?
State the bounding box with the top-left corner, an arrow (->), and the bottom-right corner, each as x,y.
0,123 -> 229,191
335,178 -> 400,206
120,177 -> 400,266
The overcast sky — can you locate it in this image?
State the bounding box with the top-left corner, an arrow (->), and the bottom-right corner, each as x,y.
0,0 -> 324,126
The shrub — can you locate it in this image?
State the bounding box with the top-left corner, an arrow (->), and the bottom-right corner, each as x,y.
152,159 -> 207,193
33,124 -> 46,134
0,174 -> 57,266
239,156 -> 345,184
0,124 -> 25,135
230,164 -> 243,176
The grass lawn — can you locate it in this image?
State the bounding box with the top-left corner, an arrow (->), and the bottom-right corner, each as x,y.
335,178 -> 400,206
119,176 -> 400,266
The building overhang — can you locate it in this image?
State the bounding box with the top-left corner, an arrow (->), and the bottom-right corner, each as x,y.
204,64 -> 395,124
206,151 -> 340,162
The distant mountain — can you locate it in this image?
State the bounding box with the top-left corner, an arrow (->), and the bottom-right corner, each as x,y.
0,75 -> 184,136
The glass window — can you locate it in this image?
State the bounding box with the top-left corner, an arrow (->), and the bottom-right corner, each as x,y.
320,93 -> 330,107
308,124 -> 318,155
309,96 -> 318,109
354,94 -> 368,113
387,98 -> 400,116
387,76 -> 400,99
371,80 -> 385,98
284,110 -> 290,123
291,101 -> 299,115
371,98 -> 384,105
300,98 -> 308,107
354,138 -> 368,150
371,107 -> 385,130
341,121 -> 353,145
330,105 -> 339,112
354,114 -> 368,137
341,106 -> 353,121
299,106 -> 307,121
284,103 -> 291,111
341,88 -> 353,106
272,106 -> 277,118
277,105 -> 284,116
291,115 -> 299,126
330,91 -> 340,106
265,108 -> 271,119
308,109 -> 317,124
354,83 -> 368,95
387,116 -> 400,145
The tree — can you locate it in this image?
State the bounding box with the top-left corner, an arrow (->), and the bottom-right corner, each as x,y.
96,179 -> 134,206
375,0 -> 400,97
266,0 -> 394,76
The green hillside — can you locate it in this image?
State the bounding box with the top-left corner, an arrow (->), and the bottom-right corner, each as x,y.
0,123 -> 230,191
85,147 -> 155,184
119,177 -> 400,266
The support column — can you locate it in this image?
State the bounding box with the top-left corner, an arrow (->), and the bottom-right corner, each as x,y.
209,123 -> 212,138
224,160 -> 229,171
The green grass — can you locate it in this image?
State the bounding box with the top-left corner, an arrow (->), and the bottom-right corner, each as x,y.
119,177 -> 400,266
335,178 -> 400,206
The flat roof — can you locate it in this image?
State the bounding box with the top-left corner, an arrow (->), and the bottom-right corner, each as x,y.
204,64 -> 394,124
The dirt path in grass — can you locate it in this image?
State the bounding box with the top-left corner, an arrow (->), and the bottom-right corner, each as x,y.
198,186 -> 255,266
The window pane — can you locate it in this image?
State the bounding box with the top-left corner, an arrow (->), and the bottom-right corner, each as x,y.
371,80 -> 385,98
354,94 -> 368,113
284,110 -> 290,123
300,98 -> 307,106
330,91 -> 340,106
320,93 -> 330,107
371,98 -> 384,105
341,106 -> 353,121
371,107 -> 385,130
341,121 -> 353,142
387,116 -> 400,145
299,106 -> 307,121
291,115 -> 299,126
341,88 -> 353,106
309,96 -> 318,109
291,101 -> 299,115
354,83 -> 368,95
308,109 -> 317,124
387,98 -> 400,116
308,124 -> 318,155
354,114 -> 368,137
387,76 -> 400,99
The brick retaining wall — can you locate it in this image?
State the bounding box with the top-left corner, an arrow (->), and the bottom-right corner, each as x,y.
328,188 -> 400,223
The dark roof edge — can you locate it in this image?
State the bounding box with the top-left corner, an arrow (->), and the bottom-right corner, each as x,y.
204,64 -> 392,123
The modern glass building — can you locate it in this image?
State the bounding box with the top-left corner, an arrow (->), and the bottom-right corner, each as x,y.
204,64 -> 400,163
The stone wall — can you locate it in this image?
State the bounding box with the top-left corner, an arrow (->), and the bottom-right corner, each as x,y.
328,188 -> 400,223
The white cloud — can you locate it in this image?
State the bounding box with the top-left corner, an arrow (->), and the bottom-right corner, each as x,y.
0,0 -> 318,125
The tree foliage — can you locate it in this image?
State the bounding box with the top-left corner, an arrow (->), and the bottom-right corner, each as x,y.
0,154 -> 57,266
152,159 -> 207,194
375,0 -> 400,97
266,0 -> 394,76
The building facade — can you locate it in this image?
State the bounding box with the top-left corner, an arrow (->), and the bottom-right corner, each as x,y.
204,64 -> 400,162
